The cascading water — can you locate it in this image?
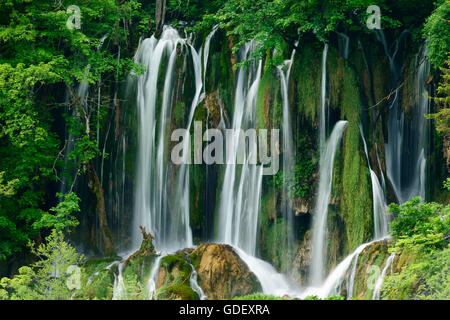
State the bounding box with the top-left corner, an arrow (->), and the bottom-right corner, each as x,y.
190,264 -> 207,300
214,43 -> 302,296
309,120 -> 348,286
132,27 -> 195,252
319,44 -> 329,148
337,32 -> 350,60
378,31 -> 430,203
216,42 -> 263,255
360,125 -> 389,239
302,241 -> 375,298
202,25 -> 218,93
372,252 -> 396,300
146,254 -> 165,299
310,36 -> 433,299
309,42 -> 351,286
277,48 -> 296,263
91,26 -> 430,301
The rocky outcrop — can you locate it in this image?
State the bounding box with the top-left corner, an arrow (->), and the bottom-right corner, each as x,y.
123,227 -> 158,276
190,244 -> 262,299
291,231 -> 312,287
292,197 -> 311,215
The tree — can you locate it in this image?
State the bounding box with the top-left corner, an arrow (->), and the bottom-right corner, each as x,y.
0,0 -> 143,262
0,229 -> 85,300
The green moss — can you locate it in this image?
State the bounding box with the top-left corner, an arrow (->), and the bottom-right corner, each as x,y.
327,47 -> 373,253
233,293 -> 284,300
257,68 -> 279,130
293,45 -> 321,123
155,253 -> 199,300
157,284 -> 199,300
82,269 -> 115,300
83,257 -> 119,278
173,101 -> 186,126
161,254 -> 191,276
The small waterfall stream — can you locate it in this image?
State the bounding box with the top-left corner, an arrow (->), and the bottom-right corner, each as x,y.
360,125 -> 389,239
309,120 -> 348,286
277,48 -> 296,263
372,252 -> 396,299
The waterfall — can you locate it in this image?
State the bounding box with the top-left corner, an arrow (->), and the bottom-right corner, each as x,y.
303,241 -> 375,298
189,264 -> 207,300
112,260 -> 126,300
233,247 -> 300,297
202,25 -> 218,92
360,125 -> 389,239
309,120 -> 348,286
147,254 -> 165,299
170,44 -> 202,252
132,26 -> 194,252
337,32 -> 350,59
370,170 -> 389,239
217,42 -> 263,255
378,31 -> 430,203
277,48 -> 296,264
372,252 -> 395,299
319,44 -> 328,147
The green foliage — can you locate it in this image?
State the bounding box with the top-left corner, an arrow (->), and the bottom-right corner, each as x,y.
444,178 -> 450,191
233,293 -> 283,300
116,272 -> 149,300
0,0 -> 142,261
274,157 -> 316,198
33,192 -> 80,232
426,60 -> 450,135
303,295 -> 345,300
423,0 -> 450,69
195,0 -> 404,66
383,247 -> 450,300
382,198 -> 450,300
388,197 -> 449,253
0,171 -> 18,197
0,229 -> 85,300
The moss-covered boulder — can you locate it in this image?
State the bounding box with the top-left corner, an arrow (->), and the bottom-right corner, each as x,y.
350,239 -> 391,299
79,257 -> 119,300
156,253 -> 199,300
190,243 -> 262,299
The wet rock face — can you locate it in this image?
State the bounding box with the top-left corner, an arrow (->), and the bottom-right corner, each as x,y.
190,244 -> 262,299
292,197 -> 311,215
292,232 -> 312,287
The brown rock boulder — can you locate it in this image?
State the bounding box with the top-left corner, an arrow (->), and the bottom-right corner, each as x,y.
190,243 -> 261,299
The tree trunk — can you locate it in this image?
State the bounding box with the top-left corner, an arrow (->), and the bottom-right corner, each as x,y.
155,0 -> 167,38
87,160 -> 116,257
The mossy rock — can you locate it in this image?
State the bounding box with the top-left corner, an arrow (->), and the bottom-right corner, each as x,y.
154,251 -> 200,300
156,284 -> 199,300
80,268 -> 115,300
